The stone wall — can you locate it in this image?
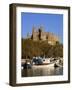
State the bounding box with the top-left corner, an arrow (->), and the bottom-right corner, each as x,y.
31,27 -> 59,45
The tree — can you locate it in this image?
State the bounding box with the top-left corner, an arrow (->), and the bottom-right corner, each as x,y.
22,38 -> 63,59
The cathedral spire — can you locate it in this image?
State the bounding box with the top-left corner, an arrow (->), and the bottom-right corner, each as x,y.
32,25 -> 36,34
39,25 -> 44,32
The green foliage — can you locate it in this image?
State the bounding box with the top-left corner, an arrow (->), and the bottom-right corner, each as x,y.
22,38 -> 63,59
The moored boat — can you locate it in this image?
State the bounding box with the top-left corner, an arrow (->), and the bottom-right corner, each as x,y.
32,57 -> 55,66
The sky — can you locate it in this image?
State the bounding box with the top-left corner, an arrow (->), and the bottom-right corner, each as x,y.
21,12 -> 63,43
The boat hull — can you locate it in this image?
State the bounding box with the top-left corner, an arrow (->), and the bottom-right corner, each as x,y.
33,63 -> 55,67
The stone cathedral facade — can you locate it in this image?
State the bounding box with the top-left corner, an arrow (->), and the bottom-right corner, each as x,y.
30,26 -> 59,45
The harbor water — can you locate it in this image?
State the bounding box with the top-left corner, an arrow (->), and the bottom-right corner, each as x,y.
22,65 -> 63,77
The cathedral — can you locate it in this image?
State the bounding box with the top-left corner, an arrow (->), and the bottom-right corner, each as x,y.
31,26 -> 59,45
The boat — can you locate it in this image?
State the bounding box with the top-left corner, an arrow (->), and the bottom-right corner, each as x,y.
54,63 -> 59,67
32,57 -> 55,66
21,60 -> 32,69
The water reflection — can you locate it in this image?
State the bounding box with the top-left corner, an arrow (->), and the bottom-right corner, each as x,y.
22,66 -> 63,77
